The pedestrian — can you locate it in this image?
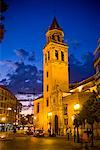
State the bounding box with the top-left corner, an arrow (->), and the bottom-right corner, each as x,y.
66,127 -> 70,141
13,127 -> 16,134
82,131 -> 89,149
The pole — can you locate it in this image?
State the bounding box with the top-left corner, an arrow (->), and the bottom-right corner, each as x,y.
74,126 -> 76,142
77,126 -> 80,143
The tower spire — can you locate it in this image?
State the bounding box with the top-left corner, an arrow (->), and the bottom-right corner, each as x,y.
49,17 -> 62,31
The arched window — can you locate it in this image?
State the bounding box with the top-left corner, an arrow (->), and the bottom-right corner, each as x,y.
58,35 -> 60,42
48,51 -> 50,60
55,50 -> 58,60
46,71 -> 48,78
61,51 -> 64,61
45,54 -> 47,63
52,34 -> 55,40
37,103 -> 40,113
46,98 -> 49,107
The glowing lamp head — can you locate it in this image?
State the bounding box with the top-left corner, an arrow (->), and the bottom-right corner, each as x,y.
34,117 -> 36,120
74,104 -> 80,111
1,117 -> 6,122
7,107 -> 12,110
48,112 -> 52,117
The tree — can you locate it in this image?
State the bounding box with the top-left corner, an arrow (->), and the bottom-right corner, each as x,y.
0,0 -> 8,41
77,94 -> 100,146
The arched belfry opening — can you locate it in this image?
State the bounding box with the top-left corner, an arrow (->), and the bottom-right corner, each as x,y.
46,17 -> 64,43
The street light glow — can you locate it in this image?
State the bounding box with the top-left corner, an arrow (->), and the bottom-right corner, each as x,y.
34,116 -> 36,120
7,107 -> 12,110
74,104 -> 80,111
48,112 -> 52,117
1,117 -> 6,122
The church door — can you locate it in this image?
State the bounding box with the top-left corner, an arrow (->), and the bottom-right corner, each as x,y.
55,115 -> 58,135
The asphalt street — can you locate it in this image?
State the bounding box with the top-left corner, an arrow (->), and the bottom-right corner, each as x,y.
0,136 -> 80,150
1,136 -> 99,150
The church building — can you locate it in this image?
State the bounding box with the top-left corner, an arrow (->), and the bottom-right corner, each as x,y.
33,17 -> 97,135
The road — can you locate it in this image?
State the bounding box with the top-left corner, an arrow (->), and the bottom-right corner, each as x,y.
0,136 -> 80,150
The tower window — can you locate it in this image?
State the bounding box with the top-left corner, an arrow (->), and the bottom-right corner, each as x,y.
55,50 -> 58,60
46,98 -> 49,107
45,54 -> 47,63
47,85 -> 49,91
37,103 -> 40,113
52,34 -> 55,40
61,51 -> 64,61
58,35 -> 60,42
48,51 -> 50,60
46,71 -> 48,77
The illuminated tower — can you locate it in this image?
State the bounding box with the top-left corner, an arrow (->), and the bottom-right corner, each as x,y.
43,17 -> 69,134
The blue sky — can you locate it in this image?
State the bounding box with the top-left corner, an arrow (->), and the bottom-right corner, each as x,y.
0,0 -> 100,84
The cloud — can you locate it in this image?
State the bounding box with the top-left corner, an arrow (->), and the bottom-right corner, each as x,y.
1,62 -> 43,94
0,60 -> 18,70
0,52 -> 94,94
69,52 -> 95,83
14,49 -> 29,59
28,51 -> 35,61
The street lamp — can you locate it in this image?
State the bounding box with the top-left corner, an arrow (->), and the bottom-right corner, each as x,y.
74,104 -> 80,111
1,117 -> 6,131
1,117 -> 6,122
48,112 -> 52,135
7,107 -> 12,110
33,116 -> 36,132
73,103 -> 80,143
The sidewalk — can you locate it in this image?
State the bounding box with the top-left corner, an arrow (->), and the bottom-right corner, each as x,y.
71,139 -> 100,150
59,135 -> 100,150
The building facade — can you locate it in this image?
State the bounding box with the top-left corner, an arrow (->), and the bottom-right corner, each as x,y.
33,18 -> 98,136
0,85 -> 22,131
94,41 -> 100,93
34,17 -> 69,135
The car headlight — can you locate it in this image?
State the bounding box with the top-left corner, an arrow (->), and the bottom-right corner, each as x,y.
1,135 -> 6,139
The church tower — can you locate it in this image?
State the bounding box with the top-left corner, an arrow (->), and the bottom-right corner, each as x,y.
43,17 -> 69,95
43,17 -> 69,134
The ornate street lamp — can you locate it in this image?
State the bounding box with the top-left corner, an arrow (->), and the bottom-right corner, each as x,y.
73,103 -> 81,143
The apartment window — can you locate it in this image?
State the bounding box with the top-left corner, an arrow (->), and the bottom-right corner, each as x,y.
37,103 -> 40,113
46,98 -> 49,107
48,51 -> 50,60
55,50 -> 58,60
61,51 -> 64,61
47,85 -> 49,91
46,71 -> 48,77
45,54 -> 47,63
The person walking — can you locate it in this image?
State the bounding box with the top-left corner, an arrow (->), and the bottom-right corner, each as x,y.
82,131 -> 89,150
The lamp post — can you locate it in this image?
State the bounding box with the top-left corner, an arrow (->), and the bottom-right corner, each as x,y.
33,116 -> 36,132
1,117 -> 6,131
73,103 -> 80,143
48,112 -> 52,135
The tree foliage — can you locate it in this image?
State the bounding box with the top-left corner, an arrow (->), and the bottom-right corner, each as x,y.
77,94 -> 100,125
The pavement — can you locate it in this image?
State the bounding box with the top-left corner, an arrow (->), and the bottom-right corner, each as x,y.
0,132 -> 100,150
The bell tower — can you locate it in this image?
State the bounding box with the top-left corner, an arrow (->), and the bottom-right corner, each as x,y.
43,17 -> 69,134
43,17 -> 69,95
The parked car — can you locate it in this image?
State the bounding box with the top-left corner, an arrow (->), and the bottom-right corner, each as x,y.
33,130 -> 44,137
26,129 -> 33,135
0,132 -> 13,141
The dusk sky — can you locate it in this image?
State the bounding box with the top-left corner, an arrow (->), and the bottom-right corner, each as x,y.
0,0 -> 100,94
